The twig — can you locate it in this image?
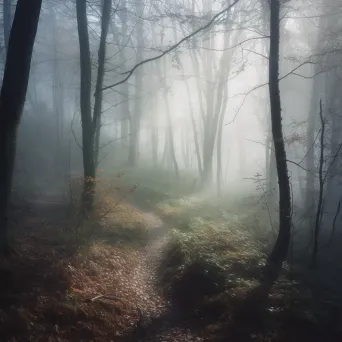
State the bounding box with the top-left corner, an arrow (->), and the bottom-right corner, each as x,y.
245,138 -> 316,175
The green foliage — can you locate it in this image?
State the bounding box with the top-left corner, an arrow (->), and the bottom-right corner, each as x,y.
159,213 -> 268,310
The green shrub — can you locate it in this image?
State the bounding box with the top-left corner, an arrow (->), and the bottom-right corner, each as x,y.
159,217 -> 267,310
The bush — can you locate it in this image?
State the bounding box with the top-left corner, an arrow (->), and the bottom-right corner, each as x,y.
159,217 -> 267,310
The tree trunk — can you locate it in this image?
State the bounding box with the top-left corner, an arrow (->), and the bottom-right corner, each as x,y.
93,0 -> 111,166
51,5 -> 65,180
187,82 -> 203,176
129,0 -> 144,166
217,82 -> 229,196
263,0 -> 291,285
117,2 -> 130,154
172,19 -> 203,177
311,100 -> 324,268
76,0 -> 95,213
0,0 -> 42,255
305,73 -> 320,216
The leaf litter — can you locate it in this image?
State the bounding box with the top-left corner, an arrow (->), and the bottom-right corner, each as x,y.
0,196 -> 205,341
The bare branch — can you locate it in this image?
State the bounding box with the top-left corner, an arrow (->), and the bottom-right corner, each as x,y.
101,0 -> 241,91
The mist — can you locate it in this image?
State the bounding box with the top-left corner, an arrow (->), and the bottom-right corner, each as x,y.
1,0 -> 342,341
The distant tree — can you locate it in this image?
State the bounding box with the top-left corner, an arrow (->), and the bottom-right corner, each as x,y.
0,0 -> 42,256
128,0 -> 144,166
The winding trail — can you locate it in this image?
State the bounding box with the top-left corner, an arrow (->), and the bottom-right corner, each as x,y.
24,189 -> 206,340
126,206 -> 205,342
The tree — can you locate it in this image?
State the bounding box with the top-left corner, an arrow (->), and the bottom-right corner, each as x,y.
0,0 -> 43,255
262,0 -> 291,285
128,0 -> 144,166
76,0 -> 111,213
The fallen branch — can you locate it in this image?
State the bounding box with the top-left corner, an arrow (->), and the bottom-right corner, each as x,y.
90,294 -> 125,306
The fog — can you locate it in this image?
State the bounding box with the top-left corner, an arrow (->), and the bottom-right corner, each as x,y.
11,1 -> 324,206
2,0 -> 342,340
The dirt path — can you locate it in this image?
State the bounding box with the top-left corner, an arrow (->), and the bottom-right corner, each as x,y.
125,207 -> 205,342
8,189 -> 206,341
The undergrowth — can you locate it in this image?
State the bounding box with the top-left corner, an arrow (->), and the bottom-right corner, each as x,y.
159,214 -> 268,311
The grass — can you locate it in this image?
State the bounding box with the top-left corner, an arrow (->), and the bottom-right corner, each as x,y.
6,167 -> 341,341
0,184 -> 150,342
158,206 -> 269,311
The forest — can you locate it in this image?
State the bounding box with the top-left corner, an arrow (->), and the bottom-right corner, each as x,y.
0,0 -> 342,341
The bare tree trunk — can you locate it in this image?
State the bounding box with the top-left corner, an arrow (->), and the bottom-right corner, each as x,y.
263,0 -> 291,285
216,83 -> 229,196
164,86 -> 180,178
51,5 -> 64,180
187,82 -> 203,176
305,76 -> 319,215
76,0 -> 95,212
0,0 -> 42,255
311,100 -> 324,268
94,0 -> 111,166
172,19 -> 203,176
155,22 -> 179,178
129,0 -> 144,166
118,2 -> 130,154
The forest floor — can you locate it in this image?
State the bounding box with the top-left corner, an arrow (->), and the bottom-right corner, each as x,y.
0,191 -> 208,341
1,188 -> 342,341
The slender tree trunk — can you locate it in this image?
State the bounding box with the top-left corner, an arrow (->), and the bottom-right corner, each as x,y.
263,0 -> 291,285
305,74 -> 320,215
94,0 -> 111,166
187,82 -> 203,176
129,0 -> 144,166
217,83 -> 229,196
172,19 -> 203,176
164,90 -> 180,178
311,100 -> 324,268
51,6 -> 64,179
76,0 -> 95,212
155,22 -> 180,178
0,0 -> 42,255
118,2 -> 130,154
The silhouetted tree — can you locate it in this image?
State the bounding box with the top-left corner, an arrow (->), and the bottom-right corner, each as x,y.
262,0 -> 291,285
0,0 -> 42,255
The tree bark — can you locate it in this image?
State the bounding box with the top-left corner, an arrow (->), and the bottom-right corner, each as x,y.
0,0 -> 42,255
76,0 -> 95,212
263,0 -> 291,285
94,0 -> 111,166
311,100 -> 324,268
